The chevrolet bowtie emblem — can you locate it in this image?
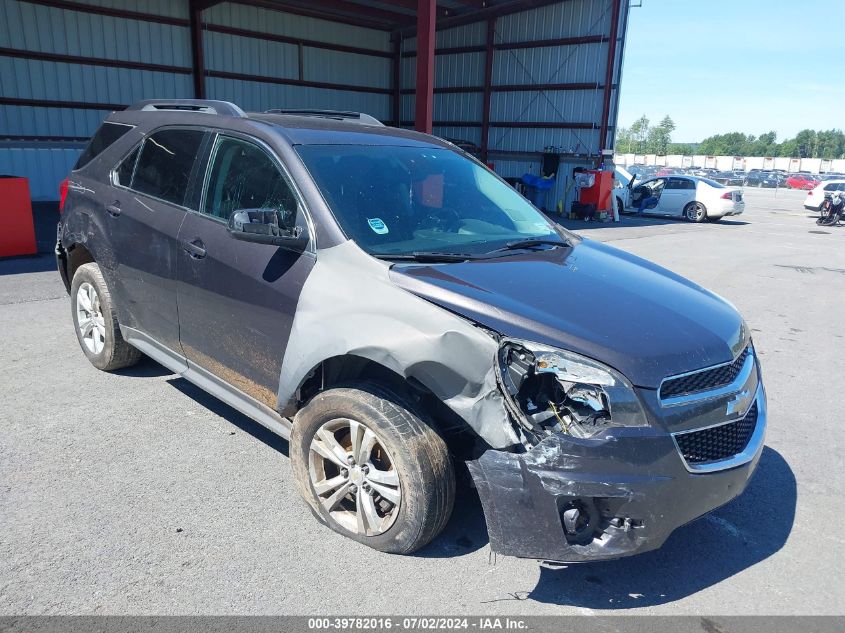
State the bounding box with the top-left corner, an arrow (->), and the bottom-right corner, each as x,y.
726,390 -> 750,416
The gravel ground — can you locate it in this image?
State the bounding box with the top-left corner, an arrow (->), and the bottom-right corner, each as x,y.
1,188 -> 843,615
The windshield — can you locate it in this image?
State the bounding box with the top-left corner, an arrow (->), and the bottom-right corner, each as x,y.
699,177 -> 726,188
296,145 -> 564,257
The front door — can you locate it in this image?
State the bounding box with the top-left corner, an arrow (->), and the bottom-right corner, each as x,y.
176,133 -> 315,410
106,128 -> 205,352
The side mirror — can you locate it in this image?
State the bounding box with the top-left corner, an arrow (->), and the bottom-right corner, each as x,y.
227,208 -> 309,252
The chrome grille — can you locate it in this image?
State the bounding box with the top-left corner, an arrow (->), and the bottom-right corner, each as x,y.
675,402 -> 758,465
660,347 -> 750,400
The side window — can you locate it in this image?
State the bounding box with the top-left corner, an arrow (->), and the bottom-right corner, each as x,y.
115,145 -> 140,187
664,178 -> 682,190
202,136 -> 298,228
132,129 -> 205,206
75,122 -> 133,170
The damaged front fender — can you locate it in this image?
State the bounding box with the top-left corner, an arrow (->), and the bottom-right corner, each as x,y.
277,240 -> 521,449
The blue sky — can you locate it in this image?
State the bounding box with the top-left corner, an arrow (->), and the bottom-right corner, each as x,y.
617,0 -> 845,142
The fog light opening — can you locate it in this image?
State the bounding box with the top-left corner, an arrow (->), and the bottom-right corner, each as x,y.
559,498 -> 599,545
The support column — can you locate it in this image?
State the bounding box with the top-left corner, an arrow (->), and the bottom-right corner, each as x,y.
189,0 -> 206,99
598,0 -> 622,157
392,35 -> 402,126
414,0 -> 436,133
480,17 -> 496,163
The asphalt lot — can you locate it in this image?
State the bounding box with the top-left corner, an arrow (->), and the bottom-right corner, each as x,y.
1,188 -> 843,615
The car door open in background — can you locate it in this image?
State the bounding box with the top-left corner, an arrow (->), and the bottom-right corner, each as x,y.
176,134 -> 315,410
109,128 -> 205,352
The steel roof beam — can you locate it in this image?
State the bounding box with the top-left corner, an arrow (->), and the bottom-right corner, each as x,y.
398,0 -> 570,35
228,0 -> 402,30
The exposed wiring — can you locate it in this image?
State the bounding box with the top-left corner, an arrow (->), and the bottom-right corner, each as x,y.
548,400 -> 571,434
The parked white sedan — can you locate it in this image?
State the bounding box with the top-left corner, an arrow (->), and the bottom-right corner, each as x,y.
616,175 -> 745,222
803,179 -> 845,212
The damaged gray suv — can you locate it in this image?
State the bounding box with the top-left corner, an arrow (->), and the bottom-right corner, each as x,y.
57,99 -> 766,561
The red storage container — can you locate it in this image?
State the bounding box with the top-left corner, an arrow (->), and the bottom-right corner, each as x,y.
0,176 -> 37,258
578,170 -> 613,211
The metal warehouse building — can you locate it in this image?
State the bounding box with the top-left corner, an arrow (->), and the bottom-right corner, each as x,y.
0,0 -> 628,212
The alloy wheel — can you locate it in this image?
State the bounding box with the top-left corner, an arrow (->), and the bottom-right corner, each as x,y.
686,203 -> 706,222
308,418 -> 401,536
76,282 -> 106,354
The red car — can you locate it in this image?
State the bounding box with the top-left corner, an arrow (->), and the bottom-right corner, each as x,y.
656,167 -> 682,177
786,174 -> 820,190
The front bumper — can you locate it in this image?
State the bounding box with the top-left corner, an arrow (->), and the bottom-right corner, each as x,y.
467,386 -> 766,562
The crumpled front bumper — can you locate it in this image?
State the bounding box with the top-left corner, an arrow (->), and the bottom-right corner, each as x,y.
467,388 -> 766,562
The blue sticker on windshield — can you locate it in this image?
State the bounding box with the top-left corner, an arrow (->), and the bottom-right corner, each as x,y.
367,218 -> 389,235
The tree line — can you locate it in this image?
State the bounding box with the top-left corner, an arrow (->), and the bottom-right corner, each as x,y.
616,115 -> 845,159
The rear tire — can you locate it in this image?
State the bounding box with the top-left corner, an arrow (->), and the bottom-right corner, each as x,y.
290,383 -> 455,554
70,263 -> 141,371
684,201 -> 708,223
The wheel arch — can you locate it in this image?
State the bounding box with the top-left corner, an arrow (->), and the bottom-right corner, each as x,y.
58,242 -> 96,293
288,353 -> 498,458
67,243 -> 96,283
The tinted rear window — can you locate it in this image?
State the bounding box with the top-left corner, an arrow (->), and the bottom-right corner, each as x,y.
132,129 -> 205,206
75,122 -> 133,170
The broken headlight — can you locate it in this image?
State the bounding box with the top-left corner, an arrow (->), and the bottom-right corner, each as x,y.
498,340 -> 649,439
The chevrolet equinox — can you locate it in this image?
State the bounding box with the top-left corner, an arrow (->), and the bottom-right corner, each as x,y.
56,99 -> 767,561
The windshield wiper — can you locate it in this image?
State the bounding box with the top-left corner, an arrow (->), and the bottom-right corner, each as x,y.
376,239 -> 569,263
376,251 -> 478,263
488,238 -> 570,253
504,238 -> 569,249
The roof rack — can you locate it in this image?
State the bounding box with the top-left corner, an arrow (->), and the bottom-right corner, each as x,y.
264,109 -> 384,126
126,99 -> 246,117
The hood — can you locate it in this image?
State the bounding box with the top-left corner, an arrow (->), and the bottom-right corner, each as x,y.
388,239 -> 746,389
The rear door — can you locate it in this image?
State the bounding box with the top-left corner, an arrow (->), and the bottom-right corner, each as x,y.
658,177 -> 696,215
175,132 -> 316,410
107,127 -> 206,353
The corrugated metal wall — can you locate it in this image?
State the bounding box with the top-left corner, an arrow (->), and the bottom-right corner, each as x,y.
0,0 -> 193,199
1,0 -> 626,204
0,0 -> 391,200
401,0 -> 628,208
202,3 -> 391,117
402,21 -> 487,146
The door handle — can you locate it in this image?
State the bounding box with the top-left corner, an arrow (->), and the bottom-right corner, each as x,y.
106,203 -> 122,217
179,238 -> 207,259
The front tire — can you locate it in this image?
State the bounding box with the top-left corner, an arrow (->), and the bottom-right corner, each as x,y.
684,201 -> 708,223
71,263 -> 141,371
290,384 -> 455,554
